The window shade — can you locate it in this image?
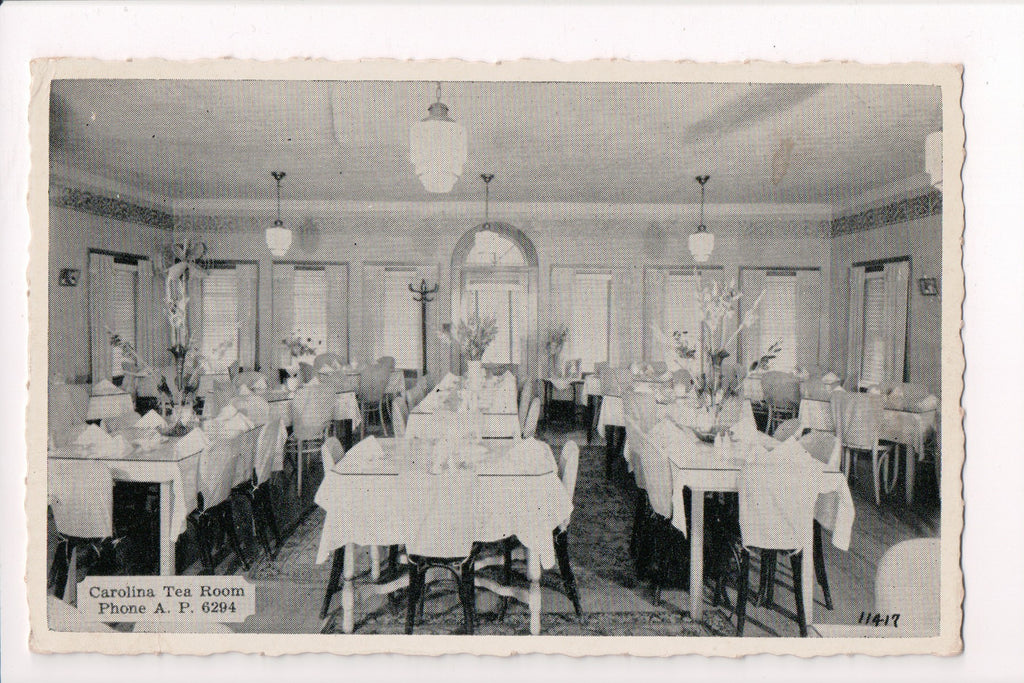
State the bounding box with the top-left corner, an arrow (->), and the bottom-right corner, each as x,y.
571,272 -> 612,372
860,274 -> 886,386
293,267 -> 327,357
761,273 -> 798,372
200,268 -> 238,373
664,272 -> 700,343
110,263 -> 137,375
382,269 -> 421,370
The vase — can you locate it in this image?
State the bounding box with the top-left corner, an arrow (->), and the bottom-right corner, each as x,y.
467,360 -> 485,391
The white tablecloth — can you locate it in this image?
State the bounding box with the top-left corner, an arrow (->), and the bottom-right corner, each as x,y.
406,373 -> 520,440
314,438 -> 573,569
85,392 -> 134,421
259,389 -> 362,430
800,398 -> 937,461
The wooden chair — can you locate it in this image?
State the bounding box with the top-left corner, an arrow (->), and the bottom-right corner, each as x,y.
517,380 -> 534,434
522,397 -> 541,439
831,390 -> 896,506
187,436 -> 251,573
47,460 -> 117,600
761,371 -> 801,435
287,383 -> 335,500
391,395 -> 409,438
236,419 -> 285,559
358,362 -> 392,438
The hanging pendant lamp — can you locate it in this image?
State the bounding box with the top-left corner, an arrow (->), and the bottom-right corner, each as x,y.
266,171 -> 292,257
688,175 -> 715,264
410,82 -> 468,194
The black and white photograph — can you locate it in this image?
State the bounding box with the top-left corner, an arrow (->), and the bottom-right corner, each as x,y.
30,60 -> 962,655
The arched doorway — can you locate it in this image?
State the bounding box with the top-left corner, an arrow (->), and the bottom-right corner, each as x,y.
450,222 -> 539,380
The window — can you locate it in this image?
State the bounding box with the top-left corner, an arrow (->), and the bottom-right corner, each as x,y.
465,230 -> 526,267
380,269 -> 422,370
860,272 -> 887,386
293,267 -> 328,358
760,271 -> 798,372
200,267 -> 238,373
570,272 -> 612,372
664,271 -> 700,342
466,279 -> 526,365
110,262 -> 137,376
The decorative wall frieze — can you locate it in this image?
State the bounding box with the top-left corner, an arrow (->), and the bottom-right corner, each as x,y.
52,185 -> 175,230
830,189 -> 941,236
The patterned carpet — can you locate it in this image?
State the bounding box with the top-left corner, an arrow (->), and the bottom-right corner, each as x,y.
243,426 -> 735,636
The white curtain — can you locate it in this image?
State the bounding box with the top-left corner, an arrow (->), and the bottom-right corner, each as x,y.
135,258 -> 155,367
883,260 -> 911,384
88,252 -> 115,382
325,264 -> 348,360
845,265 -> 867,389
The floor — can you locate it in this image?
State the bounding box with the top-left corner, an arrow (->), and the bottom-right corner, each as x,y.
50,406 -> 941,637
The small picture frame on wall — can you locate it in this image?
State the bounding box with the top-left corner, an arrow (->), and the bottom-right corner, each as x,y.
919,276 -> 939,296
58,268 -> 80,286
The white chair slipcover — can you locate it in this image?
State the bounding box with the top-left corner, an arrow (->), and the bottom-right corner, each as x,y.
48,459 -> 114,539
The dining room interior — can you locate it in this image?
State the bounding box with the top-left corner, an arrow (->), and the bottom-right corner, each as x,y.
45,78 -> 945,638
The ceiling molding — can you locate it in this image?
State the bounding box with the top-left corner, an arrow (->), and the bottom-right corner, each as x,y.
51,184 -> 175,231
50,161 -> 175,213
171,197 -> 834,223
830,189 -> 941,236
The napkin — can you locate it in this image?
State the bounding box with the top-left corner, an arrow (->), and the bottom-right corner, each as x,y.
251,375 -> 268,390
306,375 -> 320,386
633,383 -> 654,394
217,403 -> 240,421
347,435 -> 384,465
95,434 -> 131,458
237,384 -> 253,396
915,394 -> 939,412
174,427 -> 209,457
134,410 -> 168,430
92,379 -> 120,396
75,424 -> 111,447
822,372 -> 840,384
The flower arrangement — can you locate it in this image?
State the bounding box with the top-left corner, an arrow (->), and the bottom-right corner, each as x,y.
671,330 -> 697,361
545,324 -> 569,375
108,235 -> 231,432
749,340 -> 782,373
440,313 -> 499,361
282,332 -> 322,359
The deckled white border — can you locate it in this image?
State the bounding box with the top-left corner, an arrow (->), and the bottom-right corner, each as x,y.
25,56 -> 964,659
3,3 -> 1020,681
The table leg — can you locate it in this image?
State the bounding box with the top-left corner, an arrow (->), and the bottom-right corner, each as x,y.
689,489 -> 705,621
905,444 -> 915,505
159,481 -> 174,575
801,529 -> 815,626
342,542 -> 356,634
341,419 -> 353,451
528,548 -> 542,636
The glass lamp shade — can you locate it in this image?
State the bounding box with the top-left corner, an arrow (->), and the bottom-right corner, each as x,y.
688,229 -> 715,264
410,102 -> 468,194
926,131 -> 942,189
266,221 -> 292,257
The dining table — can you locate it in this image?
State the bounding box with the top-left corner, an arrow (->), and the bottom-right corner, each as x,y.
314,436 -> 573,635
665,439 -> 854,625
47,423 -> 261,575
405,372 -> 521,440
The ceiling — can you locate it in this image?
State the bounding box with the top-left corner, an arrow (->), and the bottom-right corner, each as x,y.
50,79 -> 942,208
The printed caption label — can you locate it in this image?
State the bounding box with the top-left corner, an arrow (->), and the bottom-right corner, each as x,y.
78,576 -> 255,622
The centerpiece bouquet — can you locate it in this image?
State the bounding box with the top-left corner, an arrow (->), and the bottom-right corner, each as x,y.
441,313 -> 498,389
545,324 -> 569,377
109,236 -> 232,435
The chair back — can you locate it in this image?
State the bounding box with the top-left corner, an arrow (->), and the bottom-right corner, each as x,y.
231,392 -> 271,426
48,459 -> 114,539
406,375 -> 430,409
233,370 -> 268,392
392,395 -> 410,438
522,397 -> 541,439
291,383 -> 335,441
882,382 -> 932,411
831,390 -> 883,451
672,368 -> 693,387
635,416 -> 691,519
772,417 -> 803,443
313,353 -> 345,372
227,360 -> 241,382
196,437 -> 238,511
203,379 -> 235,418
253,418 -> 285,486
874,538 -> 940,636
518,380 -> 534,431
648,360 -> 668,375
798,430 -> 842,470
762,371 -> 801,412
738,459 -> 820,551
101,411 -> 142,434
49,384 -> 90,436
563,358 -> 582,378
558,440 -> 580,501
320,437 -> 345,477
376,356 -> 396,373
358,363 -> 391,404
598,365 -> 620,396
298,362 -> 315,384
